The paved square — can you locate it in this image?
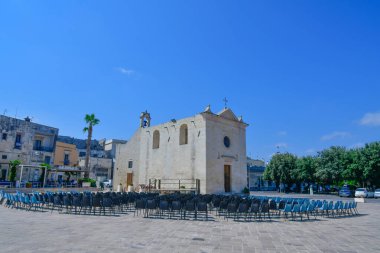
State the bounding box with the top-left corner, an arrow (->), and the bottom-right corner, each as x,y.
0,195 -> 379,253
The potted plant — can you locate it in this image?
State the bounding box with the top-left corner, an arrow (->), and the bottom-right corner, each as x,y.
26,182 -> 32,188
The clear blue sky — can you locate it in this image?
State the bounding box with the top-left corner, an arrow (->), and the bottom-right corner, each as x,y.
1,1 -> 379,161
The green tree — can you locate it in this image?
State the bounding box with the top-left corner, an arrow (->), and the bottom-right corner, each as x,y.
342,148 -> 363,187
361,142 -> 380,188
8,160 -> 21,182
294,156 -> 318,185
38,163 -> 51,184
264,153 -> 297,191
83,114 -> 100,178
315,146 -> 347,186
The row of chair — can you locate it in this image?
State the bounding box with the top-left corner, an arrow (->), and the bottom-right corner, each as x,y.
0,190 -> 359,221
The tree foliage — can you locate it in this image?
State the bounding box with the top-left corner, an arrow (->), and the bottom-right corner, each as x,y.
263,141 -> 380,189
8,160 -> 21,182
315,146 -> 347,185
39,163 -> 51,183
293,156 -> 318,183
264,153 -> 297,187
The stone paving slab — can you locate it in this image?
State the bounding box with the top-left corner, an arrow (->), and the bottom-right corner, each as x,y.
0,199 -> 379,253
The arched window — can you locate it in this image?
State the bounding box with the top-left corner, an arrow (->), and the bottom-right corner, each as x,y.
179,124 -> 188,145
153,130 -> 160,149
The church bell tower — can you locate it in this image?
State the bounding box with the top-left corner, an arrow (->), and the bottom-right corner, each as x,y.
140,111 -> 151,128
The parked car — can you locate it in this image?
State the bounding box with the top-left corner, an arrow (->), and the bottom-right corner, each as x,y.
103,179 -> 112,188
355,188 -> 374,198
375,189 -> 380,199
339,185 -> 356,197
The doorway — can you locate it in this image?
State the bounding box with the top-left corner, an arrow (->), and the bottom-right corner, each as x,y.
127,173 -> 133,186
224,165 -> 231,192
1,169 -> 6,180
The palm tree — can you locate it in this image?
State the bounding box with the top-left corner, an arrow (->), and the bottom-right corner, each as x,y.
83,114 -> 100,178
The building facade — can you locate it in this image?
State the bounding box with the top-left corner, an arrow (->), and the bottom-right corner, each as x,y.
54,141 -> 79,167
247,158 -> 276,191
57,136 -> 121,181
0,115 -> 58,181
114,106 -> 248,194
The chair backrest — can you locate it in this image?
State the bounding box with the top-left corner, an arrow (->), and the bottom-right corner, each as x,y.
146,199 -> 157,209
269,200 -> 277,210
197,201 -> 208,212
238,203 -> 248,213
63,196 -> 71,206
159,200 -> 169,210
227,202 -> 238,212
72,196 -> 82,207
292,204 -> 300,212
102,197 -> 113,207
284,204 -> 292,212
185,201 -> 196,211
278,200 -> 286,209
82,196 -> 91,207
135,199 -> 146,209
212,198 -> 221,208
92,197 -> 102,207
220,200 -> 229,209
53,196 -> 61,205
171,200 -> 181,210
250,203 -> 259,213
261,203 -> 269,212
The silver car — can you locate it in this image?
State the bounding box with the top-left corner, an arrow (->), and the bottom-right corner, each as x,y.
355,188 -> 374,198
375,189 -> 380,199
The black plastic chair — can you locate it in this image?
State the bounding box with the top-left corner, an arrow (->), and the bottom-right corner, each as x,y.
171,200 -> 182,219
249,203 -> 260,220
102,197 -> 115,215
261,202 -> 271,220
92,196 -> 102,215
52,196 -> 62,213
145,199 -> 157,218
236,202 -> 249,221
158,200 -> 170,219
197,201 -> 208,220
183,200 -> 196,220
218,200 -> 229,217
225,202 -> 238,220
72,196 -> 82,214
63,195 -> 72,214
81,195 -> 92,215
134,199 -> 145,216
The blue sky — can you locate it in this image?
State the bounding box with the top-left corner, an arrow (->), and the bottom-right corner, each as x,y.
1,1 -> 379,161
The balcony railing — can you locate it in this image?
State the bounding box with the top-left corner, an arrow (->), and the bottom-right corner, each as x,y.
33,146 -> 54,152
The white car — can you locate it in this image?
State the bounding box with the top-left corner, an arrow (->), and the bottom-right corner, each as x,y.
102,180 -> 112,188
355,188 -> 374,198
374,189 -> 380,199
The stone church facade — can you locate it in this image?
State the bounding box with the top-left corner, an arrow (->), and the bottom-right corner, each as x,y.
113,106 -> 248,194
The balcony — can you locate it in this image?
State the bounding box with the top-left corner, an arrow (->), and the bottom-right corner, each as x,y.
33,146 -> 54,152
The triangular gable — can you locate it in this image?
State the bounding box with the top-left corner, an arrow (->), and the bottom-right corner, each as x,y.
217,108 -> 239,121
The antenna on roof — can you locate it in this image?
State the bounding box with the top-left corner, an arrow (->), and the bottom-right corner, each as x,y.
2,109 -> 7,116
